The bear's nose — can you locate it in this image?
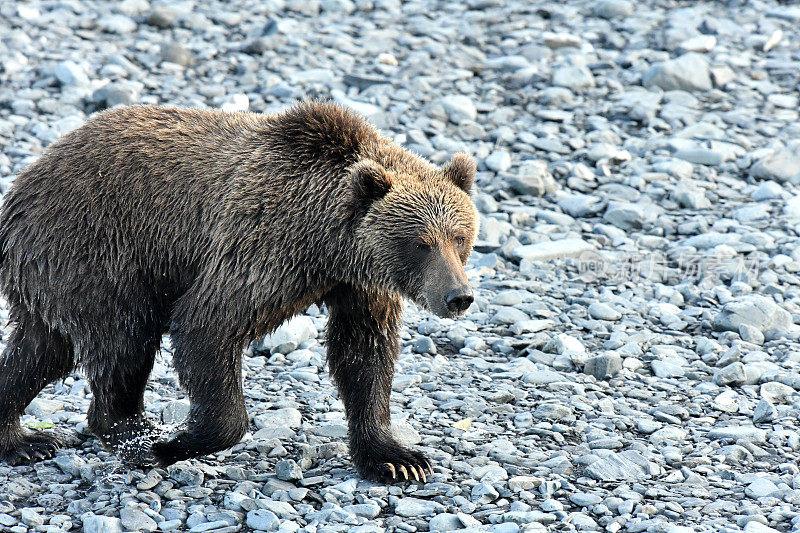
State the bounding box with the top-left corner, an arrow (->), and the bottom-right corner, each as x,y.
445,288 -> 474,314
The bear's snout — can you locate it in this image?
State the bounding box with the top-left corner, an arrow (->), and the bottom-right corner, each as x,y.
445,287 -> 473,314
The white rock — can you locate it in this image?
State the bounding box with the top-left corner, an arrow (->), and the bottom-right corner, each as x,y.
221,94 -> 249,112
395,497 -> 445,517
258,316 -> 318,354
708,426 -> 766,443
679,35 -> 717,53
438,95 -> 477,123
588,302 -> 622,321
513,238 -> 593,262
744,477 -> 780,499
55,61 -> 90,87
484,150 -> 511,172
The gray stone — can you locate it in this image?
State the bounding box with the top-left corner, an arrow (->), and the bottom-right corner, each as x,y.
120,508 -> 158,532
161,42 -> 193,67
752,181 -> 784,201
93,82 -> 140,107
395,497 -> 446,517
603,201 -> 660,230
82,514 -> 123,533
749,146 -> 800,184
675,148 -> 724,166
643,53 -> 712,92
584,450 -> 650,481
584,352 -> 622,380
708,426 -> 767,443
255,408 -> 302,430
429,513 -> 463,532
592,0 -> 634,18
24,397 -> 62,417
470,483 -> 500,504
651,360 -> 685,378
247,509 -> 280,531
491,307 -> 529,324
713,362 -> 747,387
147,5 -> 178,28
484,150 -> 511,172
55,61 -> 89,87
752,399 -> 776,423
745,478 -> 780,499
98,14 -> 138,34
739,324 -> 764,345
674,187 -> 710,209
760,382 -> 795,404
508,160 -> 557,196
162,398 -> 191,424
275,459 -> 303,481
533,403 -> 573,421
588,302 -> 622,321
552,65 -> 595,91
413,336 -> 437,354
713,295 -> 792,334
392,419 -> 422,446
19,509 -> 44,527
569,493 -> 602,507
438,95 -> 477,123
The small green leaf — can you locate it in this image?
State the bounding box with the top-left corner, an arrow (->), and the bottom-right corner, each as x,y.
27,420 -> 54,430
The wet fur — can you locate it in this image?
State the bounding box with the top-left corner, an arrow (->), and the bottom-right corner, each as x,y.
0,101 -> 477,480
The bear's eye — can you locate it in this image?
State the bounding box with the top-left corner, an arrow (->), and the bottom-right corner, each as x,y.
415,241 -> 431,252
454,236 -> 465,248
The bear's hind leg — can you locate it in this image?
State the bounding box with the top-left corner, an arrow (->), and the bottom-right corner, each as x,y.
85,326 -> 160,464
151,327 -> 248,465
325,285 -> 433,483
0,307 -> 74,465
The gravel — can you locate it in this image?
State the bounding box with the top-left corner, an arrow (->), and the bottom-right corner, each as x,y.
2,0 -> 800,531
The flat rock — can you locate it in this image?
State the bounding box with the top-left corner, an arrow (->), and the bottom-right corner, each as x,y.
395,497 -> 446,517
513,238 -> 593,262
708,426 -> 767,443
584,450 -> 651,481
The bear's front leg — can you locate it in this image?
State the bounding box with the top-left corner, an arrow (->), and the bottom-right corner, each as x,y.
325,285 -> 432,482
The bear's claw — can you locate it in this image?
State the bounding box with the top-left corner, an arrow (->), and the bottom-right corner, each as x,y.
0,431 -> 60,465
383,462 -> 429,482
359,444 -> 433,483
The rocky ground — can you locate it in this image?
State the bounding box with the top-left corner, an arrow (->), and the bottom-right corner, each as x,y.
2,0 -> 800,531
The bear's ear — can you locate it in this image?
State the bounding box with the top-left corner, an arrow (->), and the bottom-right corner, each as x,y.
349,159 -> 393,214
442,152 -> 476,193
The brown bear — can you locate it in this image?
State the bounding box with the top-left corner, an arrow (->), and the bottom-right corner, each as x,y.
0,101 -> 478,482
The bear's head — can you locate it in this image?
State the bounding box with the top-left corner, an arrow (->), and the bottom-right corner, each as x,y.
351,152 -> 478,319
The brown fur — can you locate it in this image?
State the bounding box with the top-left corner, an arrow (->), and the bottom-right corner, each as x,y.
0,101 -> 478,480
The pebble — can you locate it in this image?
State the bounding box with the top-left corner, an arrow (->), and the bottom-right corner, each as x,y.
750,146 -> 800,184
395,498 -> 446,517
508,160 -> 557,196
438,95 -> 477,123
584,352 -> 622,380
54,61 -> 90,87
588,302 -> 622,321
642,53 -> 712,92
